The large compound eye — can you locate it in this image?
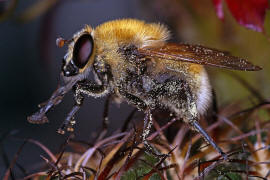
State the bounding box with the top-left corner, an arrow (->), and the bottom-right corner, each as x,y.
73,34 -> 94,69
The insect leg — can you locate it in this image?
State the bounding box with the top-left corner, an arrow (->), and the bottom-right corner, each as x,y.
142,108 -> 154,152
75,80 -> 109,98
118,90 -> 147,111
118,91 -> 165,157
94,95 -> 111,142
142,108 -> 167,158
191,120 -> 227,160
57,91 -> 84,134
28,80 -> 76,124
57,80 -> 109,134
183,89 -> 227,160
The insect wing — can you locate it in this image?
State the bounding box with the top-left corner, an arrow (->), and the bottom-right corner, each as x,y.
138,43 -> 261,71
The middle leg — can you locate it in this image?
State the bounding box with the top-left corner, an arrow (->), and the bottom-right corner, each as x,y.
118,90 -> 166,157
142,108 -> 168,158
94,95 -> 111,142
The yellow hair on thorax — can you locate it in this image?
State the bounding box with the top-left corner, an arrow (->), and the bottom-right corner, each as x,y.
93,19 -> 170,48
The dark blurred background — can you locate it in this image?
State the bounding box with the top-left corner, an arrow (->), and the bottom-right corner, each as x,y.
0,0 -> 269,177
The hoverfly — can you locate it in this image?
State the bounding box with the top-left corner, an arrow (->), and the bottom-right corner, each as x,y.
28,19 -> 261,159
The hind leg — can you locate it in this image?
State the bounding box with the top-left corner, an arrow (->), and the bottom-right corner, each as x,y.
184,100 -> 227,160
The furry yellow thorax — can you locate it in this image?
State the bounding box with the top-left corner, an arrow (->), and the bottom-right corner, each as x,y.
93,19 -> 170,48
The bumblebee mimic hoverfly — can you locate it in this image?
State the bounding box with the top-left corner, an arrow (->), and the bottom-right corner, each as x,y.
28,19 -> 261,159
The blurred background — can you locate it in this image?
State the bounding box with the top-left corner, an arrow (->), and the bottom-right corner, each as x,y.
0,0 -> 269,178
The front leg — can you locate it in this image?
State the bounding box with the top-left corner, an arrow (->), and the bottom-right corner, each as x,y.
57,92 -> 84,134
75,80 -> 109,98
57,80 -> 109,134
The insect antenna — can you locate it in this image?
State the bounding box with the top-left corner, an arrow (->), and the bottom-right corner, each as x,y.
56,37 -> 74,48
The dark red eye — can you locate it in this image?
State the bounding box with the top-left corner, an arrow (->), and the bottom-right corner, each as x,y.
73,34 -> 93,68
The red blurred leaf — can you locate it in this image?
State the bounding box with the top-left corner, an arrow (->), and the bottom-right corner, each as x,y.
212,0 -> 224,20
213,0 -> 269,32
226,0 -> 269,32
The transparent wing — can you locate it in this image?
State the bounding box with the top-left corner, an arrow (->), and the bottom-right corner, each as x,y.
138,43 -> 261,71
